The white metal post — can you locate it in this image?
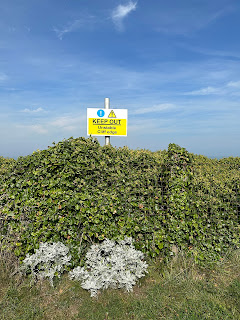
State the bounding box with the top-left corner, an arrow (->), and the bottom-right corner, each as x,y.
105,98 -> 110,146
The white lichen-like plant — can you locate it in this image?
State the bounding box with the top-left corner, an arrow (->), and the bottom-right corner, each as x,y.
69,236 -> 148,297
21,242 -> 71,287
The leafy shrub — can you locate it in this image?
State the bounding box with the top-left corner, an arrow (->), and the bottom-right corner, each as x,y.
0,156 -> 15,176
0,136 -> 239,267
0,137 -> 168,265
21,242 -> 71,286
165,143 -> 194,248
188,153 -> 240,261
69,236 -> 148,297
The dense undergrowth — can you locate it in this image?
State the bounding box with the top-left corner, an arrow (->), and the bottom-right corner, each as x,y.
0,137 -> 239,269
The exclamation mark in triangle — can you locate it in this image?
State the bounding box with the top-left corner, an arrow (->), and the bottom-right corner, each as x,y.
108,110 -> 116,118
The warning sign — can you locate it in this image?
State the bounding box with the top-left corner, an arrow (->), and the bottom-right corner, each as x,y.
87,108 -> 128,136
108,110 -> 116,118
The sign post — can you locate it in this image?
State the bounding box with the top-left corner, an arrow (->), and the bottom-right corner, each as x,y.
87,99 -> 128,143
105,98 -> 110,146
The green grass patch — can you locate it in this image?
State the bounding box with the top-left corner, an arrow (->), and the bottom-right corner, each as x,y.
0,249 -> 239,320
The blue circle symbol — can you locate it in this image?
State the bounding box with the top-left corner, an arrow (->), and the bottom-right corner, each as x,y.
97,109 -> 105,117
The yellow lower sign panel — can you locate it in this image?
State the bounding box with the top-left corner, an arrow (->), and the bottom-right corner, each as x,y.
88,118 -> 127,136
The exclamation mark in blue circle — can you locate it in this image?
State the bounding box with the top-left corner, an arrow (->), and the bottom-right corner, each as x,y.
97,109 -> 105,117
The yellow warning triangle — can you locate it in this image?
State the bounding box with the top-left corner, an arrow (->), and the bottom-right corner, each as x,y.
108,110 -> 116,118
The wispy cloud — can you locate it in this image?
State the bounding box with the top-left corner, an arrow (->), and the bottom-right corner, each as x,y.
131,103 -> 175,115
177,43 -> 240,60
16,124 -> 48,134
184,80 -> 240,96
227,80 -> 240,88
199,7 -> 231,29
156,6 -> 234,36
184,86 -> 220,96
111,1 -> 137,31
21,107 -> 46,113
49,114 -> 85,132
53,16 -> 95,40
14,114 -> 85,137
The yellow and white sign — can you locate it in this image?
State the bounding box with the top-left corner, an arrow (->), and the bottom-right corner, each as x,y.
87,108 -> 128,136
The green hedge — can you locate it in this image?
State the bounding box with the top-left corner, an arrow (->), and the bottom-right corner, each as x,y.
0,137 -> 239,267
188,153 -> 240,261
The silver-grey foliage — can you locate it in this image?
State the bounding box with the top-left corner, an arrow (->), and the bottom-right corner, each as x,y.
21,242 -> 71,286
69,236 -> 148,297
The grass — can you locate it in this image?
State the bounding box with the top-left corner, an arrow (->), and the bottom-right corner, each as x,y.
0,248 -> 239,320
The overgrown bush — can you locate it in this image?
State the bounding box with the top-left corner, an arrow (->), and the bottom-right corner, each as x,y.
0,137 -> 168,266
0,137 -> 239,267
0,156 -> 15,176
188,153 -> 240,261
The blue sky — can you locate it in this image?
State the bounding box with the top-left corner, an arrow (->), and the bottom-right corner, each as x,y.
0,0 -> 240,159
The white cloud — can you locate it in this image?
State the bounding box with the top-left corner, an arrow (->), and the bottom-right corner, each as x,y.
49,115 -> 85,132
50,115 -> 77,127
53,20 -> 81,40
184,80 -> 240,96
227,81 -> 240,88
184,86 -> 221,96
177,43 -> 240,60
21,107 -> 45,113
53,16 -> 95,40
14,114 -> 85,137
131,103 -> 175,115
112,1 -> 137,31
155,6 -> 234,36
17,124 -> 48,134
30,125 -> 48,134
